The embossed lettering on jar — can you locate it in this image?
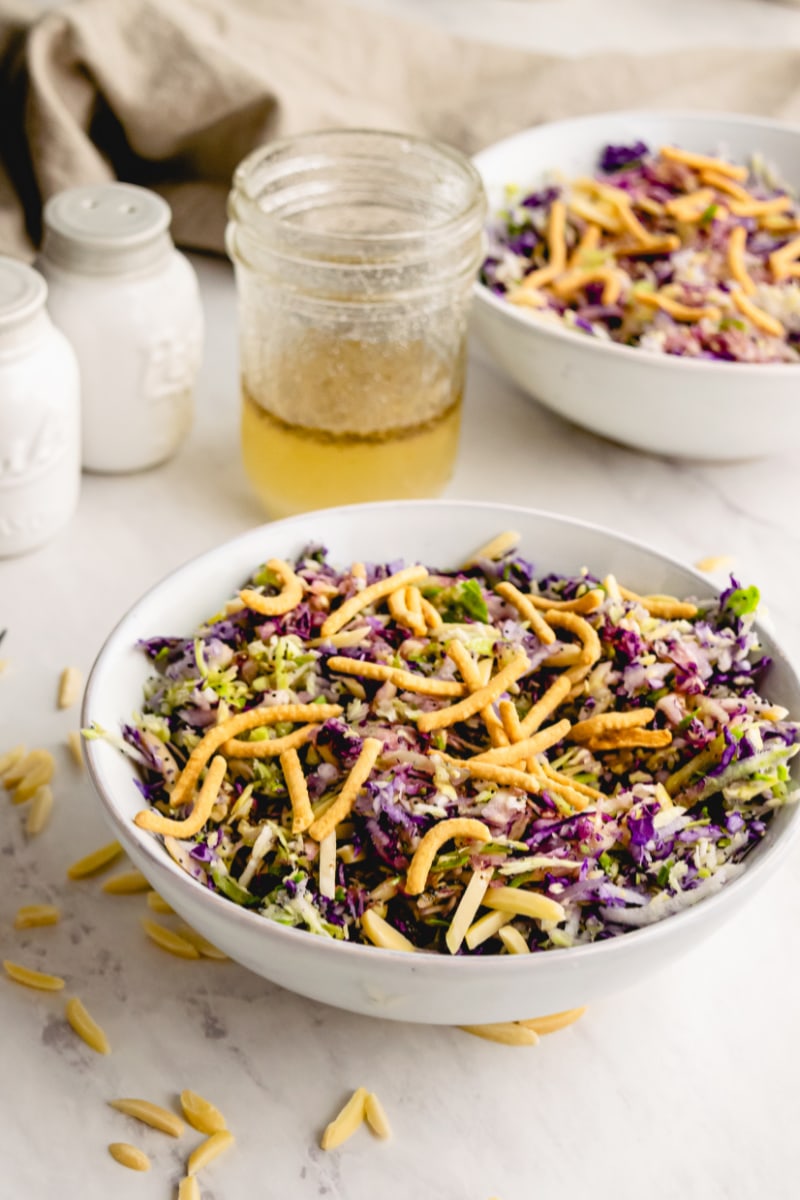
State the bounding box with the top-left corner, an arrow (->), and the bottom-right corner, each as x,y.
227,131 -> 486,517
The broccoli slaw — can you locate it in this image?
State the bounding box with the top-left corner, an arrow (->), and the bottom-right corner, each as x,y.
481,141 -> 800,362
98,538 -> 799,956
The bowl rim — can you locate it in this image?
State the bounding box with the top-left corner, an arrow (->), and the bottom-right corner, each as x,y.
472,107 -> 800,377
82,497 -> 800,975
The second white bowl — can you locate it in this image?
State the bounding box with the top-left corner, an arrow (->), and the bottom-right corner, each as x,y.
472,110 -> 800,461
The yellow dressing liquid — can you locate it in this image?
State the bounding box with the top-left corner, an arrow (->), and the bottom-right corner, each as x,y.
242,387 -> 461,519
240,335 -> 464,518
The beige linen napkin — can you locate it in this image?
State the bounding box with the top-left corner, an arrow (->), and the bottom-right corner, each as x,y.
3,0 -> 800,258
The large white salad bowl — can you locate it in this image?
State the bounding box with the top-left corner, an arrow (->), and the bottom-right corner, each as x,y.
472,111 -> 800,461
83,500 -> 800,1024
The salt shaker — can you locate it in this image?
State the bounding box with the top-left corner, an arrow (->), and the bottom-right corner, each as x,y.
0,258 -> 81,557
38,184 -> 203,473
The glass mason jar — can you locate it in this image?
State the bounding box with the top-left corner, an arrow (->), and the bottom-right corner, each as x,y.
226,130 -> 486,518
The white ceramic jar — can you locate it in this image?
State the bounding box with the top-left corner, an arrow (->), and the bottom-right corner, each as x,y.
0,258 -> 81,557
39,184 -> 203,474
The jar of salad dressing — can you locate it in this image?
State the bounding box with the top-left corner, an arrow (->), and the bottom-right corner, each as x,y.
226,130 -> 486,518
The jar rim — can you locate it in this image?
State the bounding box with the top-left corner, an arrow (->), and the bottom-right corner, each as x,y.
228,128 -> 486,260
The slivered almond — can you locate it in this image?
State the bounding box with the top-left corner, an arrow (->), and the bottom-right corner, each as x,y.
178,928 -> 228,961
3,960 -> 65,990
11,753 -> 55,804
464,911 -> 512,950
14,904 -> 60,929
25,785 -> 54,836
146,890 -> 174,914
499,926 -> 530,954
4,749 -> 50,788
0,745 -> 26,778
108,1143 -> 150,1172
180,1089 -> 228,1135
460,1022 -> 539,1047
365,1092 -> 392,1139
66,996 -> 110,1054
67,731 -> 84,768
482,886 -> 565,924
318,831 -> 337,900
141,919 -> 200,959
108,1098 -> 185,1138
361,908 -> 415,952
695,554 -> 733,572
462,530 -> 520,567
67,840 -> 123,880
57,666 -> 83,710
187,1130 -> 235,1175
102,870 -> 150,895
517,1006 -> 588,1035
321,1088 -> 368,1151
445,867 -> 493,955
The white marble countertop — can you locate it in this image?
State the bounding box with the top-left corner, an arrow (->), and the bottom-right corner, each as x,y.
3,245 -> 800,1199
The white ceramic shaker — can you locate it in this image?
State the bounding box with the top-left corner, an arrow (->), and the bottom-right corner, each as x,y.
38,184 -> 203,473
0,258 -> 81,557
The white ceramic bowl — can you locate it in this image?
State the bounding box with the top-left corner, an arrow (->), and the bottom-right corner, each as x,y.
83,500 -> 800,1024
472,110 -> 800,461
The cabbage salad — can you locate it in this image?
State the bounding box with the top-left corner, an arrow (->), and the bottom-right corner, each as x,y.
103,537 -> 799,955
482,141 -> 800,362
